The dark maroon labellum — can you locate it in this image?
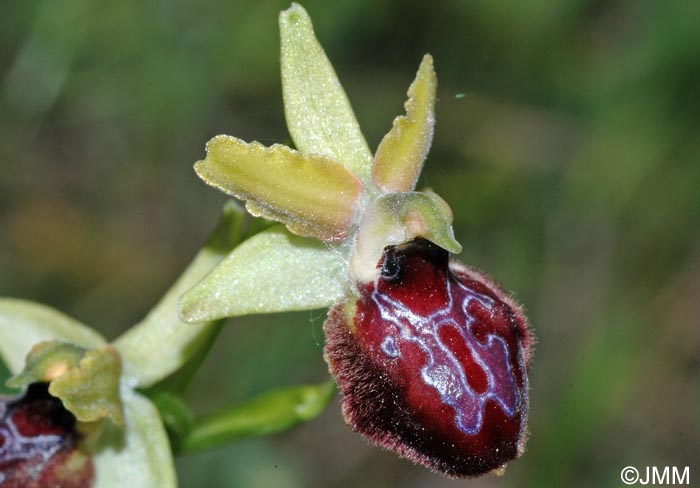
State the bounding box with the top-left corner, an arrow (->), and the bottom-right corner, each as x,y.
0,383 -> 94,488
324,239 -> 534,477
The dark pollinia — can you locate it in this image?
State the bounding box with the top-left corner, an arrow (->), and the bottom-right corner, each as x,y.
324,239 -> 534,477
0,383 -> 94,488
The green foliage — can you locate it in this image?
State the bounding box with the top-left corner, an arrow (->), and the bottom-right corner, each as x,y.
180,381 -> 335,452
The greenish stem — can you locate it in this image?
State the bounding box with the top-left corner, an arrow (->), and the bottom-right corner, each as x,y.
113,201 -> 265,389
147,390 -> 195,451
177,380 -> 336,453
148,320 -> 225,395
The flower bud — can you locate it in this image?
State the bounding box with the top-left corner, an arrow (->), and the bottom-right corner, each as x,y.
324,238 -> 533,477
0,383 -> 94,487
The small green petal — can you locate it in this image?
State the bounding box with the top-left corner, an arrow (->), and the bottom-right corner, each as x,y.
50,346 -> 124,425
179,225 -> 348,323
180,380 -> 336,452
0,298 -> 105,374
280,3 -> 373,183
373,54 -> 437,192
7,341 -> 124,425
113,201 -> 246,388
350,191 -> 462,283
91,387 -> 176,488
195,135 -> 363,242
6,341 -> 85,388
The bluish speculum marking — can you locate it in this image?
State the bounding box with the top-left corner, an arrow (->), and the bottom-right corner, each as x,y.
0,412 -> 64,465
325,239 -> 532,476
380,336 -> 401,358
0,384 -> 84,483
371,277 -> 519,436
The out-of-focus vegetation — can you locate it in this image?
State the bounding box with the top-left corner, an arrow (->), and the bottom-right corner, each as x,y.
1,1 -> 698,486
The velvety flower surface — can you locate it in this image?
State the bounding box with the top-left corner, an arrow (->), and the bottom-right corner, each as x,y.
0,384 -> 93,488
325,239 -> 533,476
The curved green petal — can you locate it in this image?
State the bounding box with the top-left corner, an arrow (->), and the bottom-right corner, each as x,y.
6,341 -> 86,388
194,135 -> 363,242
7,341 -> 124,425
373,54 -> 437,192
113,202 -> 245,388
50,346 -> 124,425
0,298 -> 105,374
280,3 -> 373,183
91,387 -> 176,488
179,225 -> 348,323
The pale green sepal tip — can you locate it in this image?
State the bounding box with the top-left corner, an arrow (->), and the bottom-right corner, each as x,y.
280,3 -> 373,184
0,298 -> 105,375
90,386 -> 177,488
179,225 -> 348,323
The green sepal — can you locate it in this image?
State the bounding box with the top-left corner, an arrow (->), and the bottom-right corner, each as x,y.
90,387 -> 177,488
179,225 -> 348,323
113,201 -> 247,388
180,380 -> 336,452
280,3 -> 373,184
373,54 -> 437,192
0,298 -> 105,374
8,341 -> 124,425
350,191 -> 462,283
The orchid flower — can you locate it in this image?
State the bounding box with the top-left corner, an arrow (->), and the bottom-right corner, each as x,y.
179,3 -> 533,478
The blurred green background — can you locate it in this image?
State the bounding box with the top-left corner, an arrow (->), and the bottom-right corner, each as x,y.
1,0 -> 699,486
